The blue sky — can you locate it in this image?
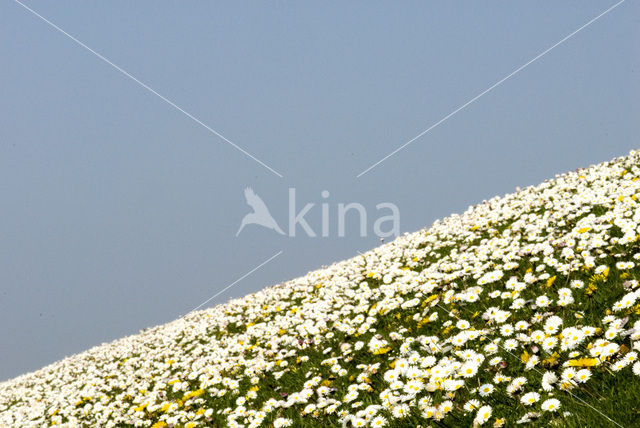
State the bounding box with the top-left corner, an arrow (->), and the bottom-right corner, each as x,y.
1,1 -> 638,380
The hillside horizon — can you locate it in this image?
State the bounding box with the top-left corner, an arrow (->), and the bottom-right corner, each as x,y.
3,150 -> 640,427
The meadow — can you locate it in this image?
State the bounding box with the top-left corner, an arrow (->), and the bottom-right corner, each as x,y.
2,151 -> 640,427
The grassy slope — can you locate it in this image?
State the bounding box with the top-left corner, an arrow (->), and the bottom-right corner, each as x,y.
2,151 -> 640,427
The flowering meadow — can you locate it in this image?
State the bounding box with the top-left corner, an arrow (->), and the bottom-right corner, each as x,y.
4,151 -> 640,427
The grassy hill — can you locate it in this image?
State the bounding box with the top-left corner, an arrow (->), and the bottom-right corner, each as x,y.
3,151 -> 640,427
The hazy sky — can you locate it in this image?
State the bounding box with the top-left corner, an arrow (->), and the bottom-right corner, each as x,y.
1,1 -> 638,380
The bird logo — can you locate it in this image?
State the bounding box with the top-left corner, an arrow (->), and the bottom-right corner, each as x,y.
236,187 -> 285,236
